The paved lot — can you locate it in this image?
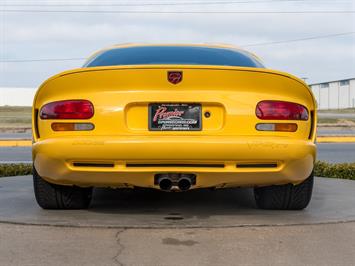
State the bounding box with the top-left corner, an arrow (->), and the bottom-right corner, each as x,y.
1,176 -> 355,265
1,176 -> 354,228
1,143 -> 355,163
0,222 -> 354,266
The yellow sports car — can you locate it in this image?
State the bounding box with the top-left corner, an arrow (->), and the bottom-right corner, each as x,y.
32,44 -> 317,210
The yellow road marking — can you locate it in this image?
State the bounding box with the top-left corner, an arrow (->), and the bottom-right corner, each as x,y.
0,140 -> 32,147
317,137 -> 355,143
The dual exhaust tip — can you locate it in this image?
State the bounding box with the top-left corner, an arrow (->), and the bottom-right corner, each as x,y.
156,174 -> 196,191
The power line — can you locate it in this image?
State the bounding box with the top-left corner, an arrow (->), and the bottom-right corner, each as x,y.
0,0 -> 332,7
0,58 -> 85,63
0,9 -> 354,14
241,31 -> 355,47
1,32 -> 354,63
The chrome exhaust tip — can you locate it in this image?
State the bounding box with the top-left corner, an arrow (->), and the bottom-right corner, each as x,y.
158,177 -> 173,191
178,178 -> 191,191
155,173 -> 195,191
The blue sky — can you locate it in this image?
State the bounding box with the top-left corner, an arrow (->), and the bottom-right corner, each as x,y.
0,0 -> 354,88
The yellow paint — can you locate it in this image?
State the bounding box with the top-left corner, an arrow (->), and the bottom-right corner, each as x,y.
317,136 -> 355,143
0,140 -> 32,147
31,44 -> 320,188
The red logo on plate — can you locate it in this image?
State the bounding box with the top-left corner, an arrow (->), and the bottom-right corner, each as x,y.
167,71 -> 183,84
153,107 -> 185,122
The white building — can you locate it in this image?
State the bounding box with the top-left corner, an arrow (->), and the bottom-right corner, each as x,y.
0,88 -> 36,106
309,78 -> 355,110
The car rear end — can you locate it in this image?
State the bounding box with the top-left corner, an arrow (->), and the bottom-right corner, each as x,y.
32,45 -> 317,210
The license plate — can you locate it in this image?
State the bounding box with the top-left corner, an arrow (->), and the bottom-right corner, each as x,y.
149,103 -> 202,131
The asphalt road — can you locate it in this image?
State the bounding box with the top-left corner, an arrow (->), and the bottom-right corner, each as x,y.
0,147 -> 31,163
316,143 -> 355,163
1,143 -> 354,163
317,128 -> 355,135
0,132 -> 31,139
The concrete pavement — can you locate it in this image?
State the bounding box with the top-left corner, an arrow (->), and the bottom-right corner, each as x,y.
1,176 -> 355,228
1,175 -> 355,265
0,221 -> 354,265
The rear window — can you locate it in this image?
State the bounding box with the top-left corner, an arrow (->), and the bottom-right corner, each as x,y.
84,46 -> 264,68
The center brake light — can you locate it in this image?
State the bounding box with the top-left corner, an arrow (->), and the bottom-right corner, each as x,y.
256,100 -> 308,121
40,100 -> 94,119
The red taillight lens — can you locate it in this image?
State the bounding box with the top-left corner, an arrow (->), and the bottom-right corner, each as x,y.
256,100 -> 308,120
40,100 -> 94,119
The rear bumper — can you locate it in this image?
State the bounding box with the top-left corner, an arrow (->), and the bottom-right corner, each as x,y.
33,136 -> 316,188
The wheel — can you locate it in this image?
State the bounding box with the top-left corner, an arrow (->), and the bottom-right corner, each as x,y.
254,172 -> 314,210
33,166 -> 93,209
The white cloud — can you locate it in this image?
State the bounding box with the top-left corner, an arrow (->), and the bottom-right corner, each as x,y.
0,0 -> 354,87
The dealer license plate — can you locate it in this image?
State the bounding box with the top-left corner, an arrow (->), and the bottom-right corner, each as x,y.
148,103 -> 202,131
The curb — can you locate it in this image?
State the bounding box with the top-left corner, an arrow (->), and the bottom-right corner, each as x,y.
1,136 -> 355,147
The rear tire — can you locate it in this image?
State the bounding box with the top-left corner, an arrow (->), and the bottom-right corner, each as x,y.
33,166 -> 93,209
254,172 -> 314,210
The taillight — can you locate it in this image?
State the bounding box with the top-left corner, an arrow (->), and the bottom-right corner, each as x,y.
256,123 -> 298,132
40,100 -> 94,119
256,100 -> 308,120
51,123 -> 94,131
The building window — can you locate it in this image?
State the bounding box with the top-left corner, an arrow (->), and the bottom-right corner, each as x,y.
320,83 -> 329,88
339,80 -> 350,86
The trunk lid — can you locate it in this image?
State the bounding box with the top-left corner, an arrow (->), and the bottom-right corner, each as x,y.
33,65 -> 316,141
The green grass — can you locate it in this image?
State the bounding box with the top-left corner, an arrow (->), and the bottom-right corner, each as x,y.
314,161 -> 355,180
318,108 -> 355,114
0,106 -> 32,128
317,118 -> 355,124
317,118 -> 340,124
0,106 -> 32,113
0,163 -> 32,177
1,161 -> 354,180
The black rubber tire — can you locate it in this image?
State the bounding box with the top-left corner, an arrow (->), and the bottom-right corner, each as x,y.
254,172 -> 314,210
33,166 -> 93,210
